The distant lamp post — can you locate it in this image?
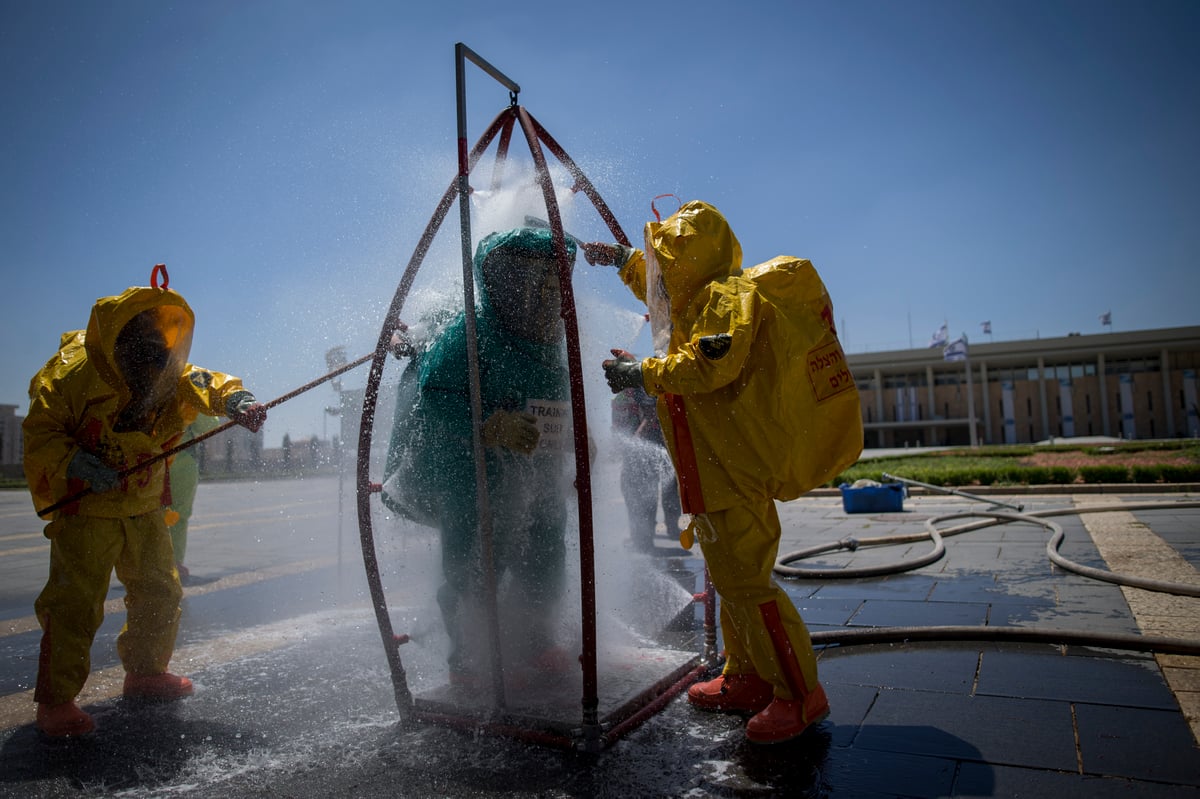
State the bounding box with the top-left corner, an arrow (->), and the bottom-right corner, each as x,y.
325,345 -> 349,578
325,346 -> 348,392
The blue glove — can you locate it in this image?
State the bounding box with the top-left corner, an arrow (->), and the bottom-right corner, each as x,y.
602,356 -> 643,394
67,450 -> 119,493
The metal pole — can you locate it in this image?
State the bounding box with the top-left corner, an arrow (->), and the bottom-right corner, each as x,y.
455,42 -> 512,710
457,43 -> 520,96
965,352 -> 978,447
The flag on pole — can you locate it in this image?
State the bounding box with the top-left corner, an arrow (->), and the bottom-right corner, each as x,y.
980,321 -> 991,335
1099,310 -> 1112,327
928,322 -> 949,348
944,336 -> 968,362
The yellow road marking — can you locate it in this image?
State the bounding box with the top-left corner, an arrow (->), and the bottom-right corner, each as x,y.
0,557 -> 337,638
0,544 -> 50,559
0,532 -> 45,543
0,510 -> 336,558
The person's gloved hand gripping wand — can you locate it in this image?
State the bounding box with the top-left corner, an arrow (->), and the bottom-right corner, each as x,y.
602,348 -> 644,394
581,242 -> 632,269
66,450 -> 120,493
226,391 -> 267,432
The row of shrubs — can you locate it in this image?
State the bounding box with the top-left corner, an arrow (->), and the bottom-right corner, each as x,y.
833,463 -> 1200,488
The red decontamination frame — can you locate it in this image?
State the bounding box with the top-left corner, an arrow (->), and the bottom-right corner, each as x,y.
354,44 -> 716,751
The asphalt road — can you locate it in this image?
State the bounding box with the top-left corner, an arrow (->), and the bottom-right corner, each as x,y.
2,473 -> 1198,798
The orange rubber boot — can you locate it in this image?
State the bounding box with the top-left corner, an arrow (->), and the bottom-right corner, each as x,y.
123,672 -> 194,701
36,701 -> 95,737
687,673 -> 774,714
745,682 -> 830,744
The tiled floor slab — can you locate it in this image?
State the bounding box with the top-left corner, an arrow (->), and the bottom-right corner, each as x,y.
857,689 -> 1080,772
975,647 -> 1176,708
1074,702 -> 1200,785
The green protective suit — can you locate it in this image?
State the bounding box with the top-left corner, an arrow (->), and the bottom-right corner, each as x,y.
24,284 -> 250,705
382,227 -> 576,672
167,413 -> 222,565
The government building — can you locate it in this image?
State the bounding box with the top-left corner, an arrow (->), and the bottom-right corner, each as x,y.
847,325 -> 1200,448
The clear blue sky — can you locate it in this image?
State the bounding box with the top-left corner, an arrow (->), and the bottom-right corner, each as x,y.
3,0 -> 1198,448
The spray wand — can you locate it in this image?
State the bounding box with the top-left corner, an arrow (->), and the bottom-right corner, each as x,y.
35,352 -> 374,518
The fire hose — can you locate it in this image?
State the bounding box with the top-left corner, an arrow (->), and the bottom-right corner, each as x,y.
776,500 -> 1200,655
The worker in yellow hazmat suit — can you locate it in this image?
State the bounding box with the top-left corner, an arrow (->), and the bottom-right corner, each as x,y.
23,268 -> 266,737
585,201 -> 862,743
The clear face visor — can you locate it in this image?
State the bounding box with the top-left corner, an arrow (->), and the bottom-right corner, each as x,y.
644,235 -> 672,357
112,306 -> 193,431
485,252 -> 565,344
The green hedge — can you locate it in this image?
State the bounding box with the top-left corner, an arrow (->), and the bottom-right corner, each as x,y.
829,444 -> 1200,488
1161,464 -> 1200,482
1074,465 -> 1132,484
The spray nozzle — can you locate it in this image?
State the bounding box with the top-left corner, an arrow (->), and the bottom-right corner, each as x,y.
522,216 -> 584,250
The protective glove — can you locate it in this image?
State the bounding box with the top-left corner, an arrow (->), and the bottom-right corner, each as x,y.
582,242 -> 632,268
67,450 -> 119,493
481,410 -> 540,455
226,391 -> 268,433
390,323 -> 415,359
679,514 -> 716,551
602,351 -> 643,394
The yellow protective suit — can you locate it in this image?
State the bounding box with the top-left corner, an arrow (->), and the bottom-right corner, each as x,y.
24,284 -> 250,705
615,200 -> 862,701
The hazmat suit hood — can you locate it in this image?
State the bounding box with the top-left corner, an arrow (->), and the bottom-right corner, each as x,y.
644,201 -> 742,318
86,287 -> 195,434
642,201 -> 741,355
381,227 -> 575,526
474,226 -> 577,344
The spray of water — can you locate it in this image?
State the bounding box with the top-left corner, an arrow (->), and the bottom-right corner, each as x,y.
370,167 -> 698,697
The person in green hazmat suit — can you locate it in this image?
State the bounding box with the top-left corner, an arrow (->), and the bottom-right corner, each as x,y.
165,412 -> 221,583
382,227 -> 576,685
23,271 -> 266,737
585,201 -> 862,744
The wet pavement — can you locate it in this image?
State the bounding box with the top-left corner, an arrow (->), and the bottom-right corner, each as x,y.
1,475 -> 1198,797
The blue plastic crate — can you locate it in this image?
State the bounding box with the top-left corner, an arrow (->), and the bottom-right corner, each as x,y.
839,482 -> 906,513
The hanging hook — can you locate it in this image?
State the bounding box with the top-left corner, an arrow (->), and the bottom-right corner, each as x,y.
651,193 -> 681,222
509,90 -> 519,107
150,263 -> 169,290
